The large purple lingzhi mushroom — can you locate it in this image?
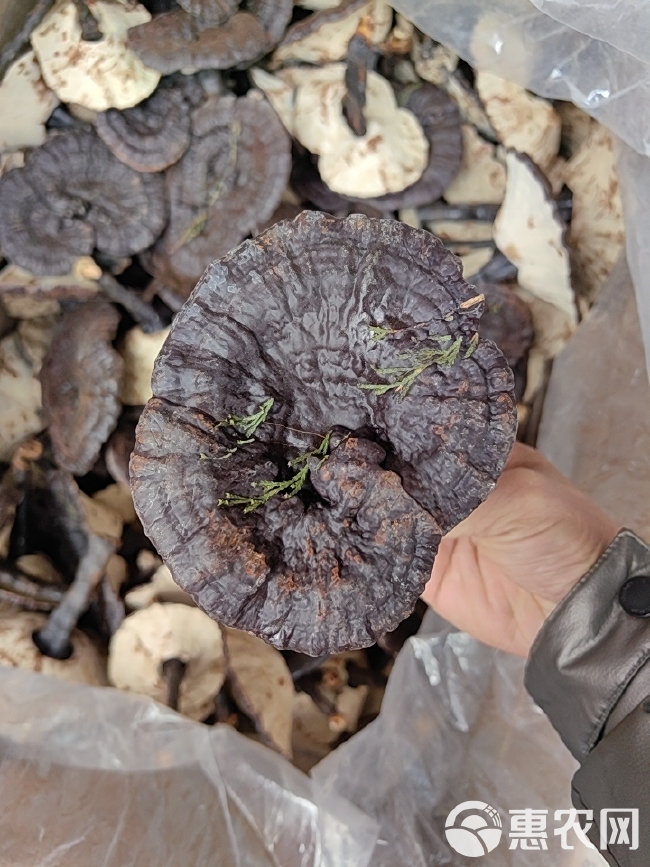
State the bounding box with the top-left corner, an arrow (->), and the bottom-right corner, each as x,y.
131,212 -> 516,655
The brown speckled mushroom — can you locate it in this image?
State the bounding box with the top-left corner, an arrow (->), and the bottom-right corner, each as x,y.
153,92 -> 291,298
108,602 -> 227,719
127,0 -> 292,74
95,79 -> 195,172
0,131 -> 167,276
131,212 -> 517,655
40,303 -> 123,476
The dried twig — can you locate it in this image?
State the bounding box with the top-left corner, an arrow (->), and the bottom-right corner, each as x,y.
99,273 -> 166,334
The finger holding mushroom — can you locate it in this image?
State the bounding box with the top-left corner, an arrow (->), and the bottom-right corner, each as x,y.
108,603 -> 227,720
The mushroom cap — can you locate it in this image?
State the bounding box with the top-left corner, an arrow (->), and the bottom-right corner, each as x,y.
107,602 -> 227,720
477,283 -> 534,367
127,0 -> 292,74
291,65 -> 429,198
0,330 -> 44,461
288,82 -> 462,211
0,130 -> 167,276
178,0 -> 239,25
95,81 -> 194,172
155,93 -> 291,294
0,610 -> 107,685
0,51 -> 59,153
31,0 -> 160,112
40,302 -> 124,476
131,212 -> 517,655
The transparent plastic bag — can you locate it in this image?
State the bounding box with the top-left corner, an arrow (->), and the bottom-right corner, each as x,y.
389,0 -> 650,374
0,614 -> 605,865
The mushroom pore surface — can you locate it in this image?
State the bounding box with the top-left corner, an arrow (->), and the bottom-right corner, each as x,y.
131,212 -> 516,655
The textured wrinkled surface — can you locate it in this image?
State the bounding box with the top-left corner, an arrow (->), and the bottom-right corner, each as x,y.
155,94 -> 291,295
477,282 -> 534,367
178,0 -> 239,24
127,0 -> 292,74
95,83 -> 194,172
0,131 -> 166,276
290,84 -> 462,211
40,303 -> 123,476
132,213 -> 516,654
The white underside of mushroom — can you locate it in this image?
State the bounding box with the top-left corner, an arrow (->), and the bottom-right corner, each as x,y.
31,0 -> 160,111
0,331 -> 44,462
272,0 -> 392,66
443,124 -> 506,205
476,71 -> 561,170
264,64 -> 427,198
0,611 -> 107,685
108,603 -> 226,721
0,51 -> 59,153
119,325 -> 171,406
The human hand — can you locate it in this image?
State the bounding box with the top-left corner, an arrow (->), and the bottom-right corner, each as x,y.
422,443 -> 621,657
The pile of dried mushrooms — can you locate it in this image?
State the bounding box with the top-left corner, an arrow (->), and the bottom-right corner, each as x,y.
0,0 -> 625,769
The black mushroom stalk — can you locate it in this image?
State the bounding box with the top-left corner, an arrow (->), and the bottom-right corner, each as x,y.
131,213 -> 517,656
0,130 -> 167,276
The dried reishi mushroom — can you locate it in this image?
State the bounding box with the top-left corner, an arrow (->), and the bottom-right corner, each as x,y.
95,82 -> 194,173
0,610 -> 107,685
477,283 -> 534,368
443,124 -> 506,205
125,563 -> 194,609
127,0 -> 292,74
286,83 -> 462,211
31,0 -> 160,112
223,625 -> 294,757
131,212 -> 516,655
154,94 -> 291,295
40,303 -> 123,475
0,50 -> 58,153
119,325 -> 170,406
0,330 -> 45,461
271,0 -> 391,67
0,131 -> 167,276
475,71 -> 561,170
0,257 -> 100,305
107,602 -> 227,720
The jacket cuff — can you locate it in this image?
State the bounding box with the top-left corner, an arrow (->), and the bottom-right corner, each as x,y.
524,529 -> 650,761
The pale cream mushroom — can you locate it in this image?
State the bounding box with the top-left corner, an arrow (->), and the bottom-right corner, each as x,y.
476,71 -> 561,170
444,124 -> 506,205
0,51 -> 58,153
0,330 -> 44,461
412,37 -> 458,87
223,626 -> 294,757
0,610 -> 106,685
271,0 -> 391,66
92,483 -> 137,525
125,564 -> 194,610
119,326 -> 170,405
494,150 -> 577,400
108,603 -> 226,721
562,123 -> 625,301
31,0 -> 160,111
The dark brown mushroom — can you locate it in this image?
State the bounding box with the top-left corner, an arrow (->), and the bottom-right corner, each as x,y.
40,303 -> 123,476
153,93 -> 291,297
177,0 -> 238,25
0,131 -> 167,276
477,283 -> 534,368
95,79 -> 196,173
291,83 -> 463,211
131,212 -> 516,655
127,0 -> 292,74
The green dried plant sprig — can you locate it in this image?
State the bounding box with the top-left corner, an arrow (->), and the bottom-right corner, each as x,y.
360,335 -> 464,398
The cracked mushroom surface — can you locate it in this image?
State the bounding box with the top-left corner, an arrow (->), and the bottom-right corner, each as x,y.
127,0 -> 292,74
154,93 -> 291,297
0,130 -> 167,276
131,212 -> 516,655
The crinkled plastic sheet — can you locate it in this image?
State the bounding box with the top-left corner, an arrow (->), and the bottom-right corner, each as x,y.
0,613 -> 605,866
389,0 -> 650,375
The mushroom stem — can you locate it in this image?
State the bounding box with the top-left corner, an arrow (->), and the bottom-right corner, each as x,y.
162,657 -> 187,710
99,273 -> 165,334
34,534 -> 114,659
0,0 -> 54,80
342,25 -> 376,137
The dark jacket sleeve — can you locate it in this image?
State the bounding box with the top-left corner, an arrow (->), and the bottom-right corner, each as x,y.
525,530 -> 650,867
